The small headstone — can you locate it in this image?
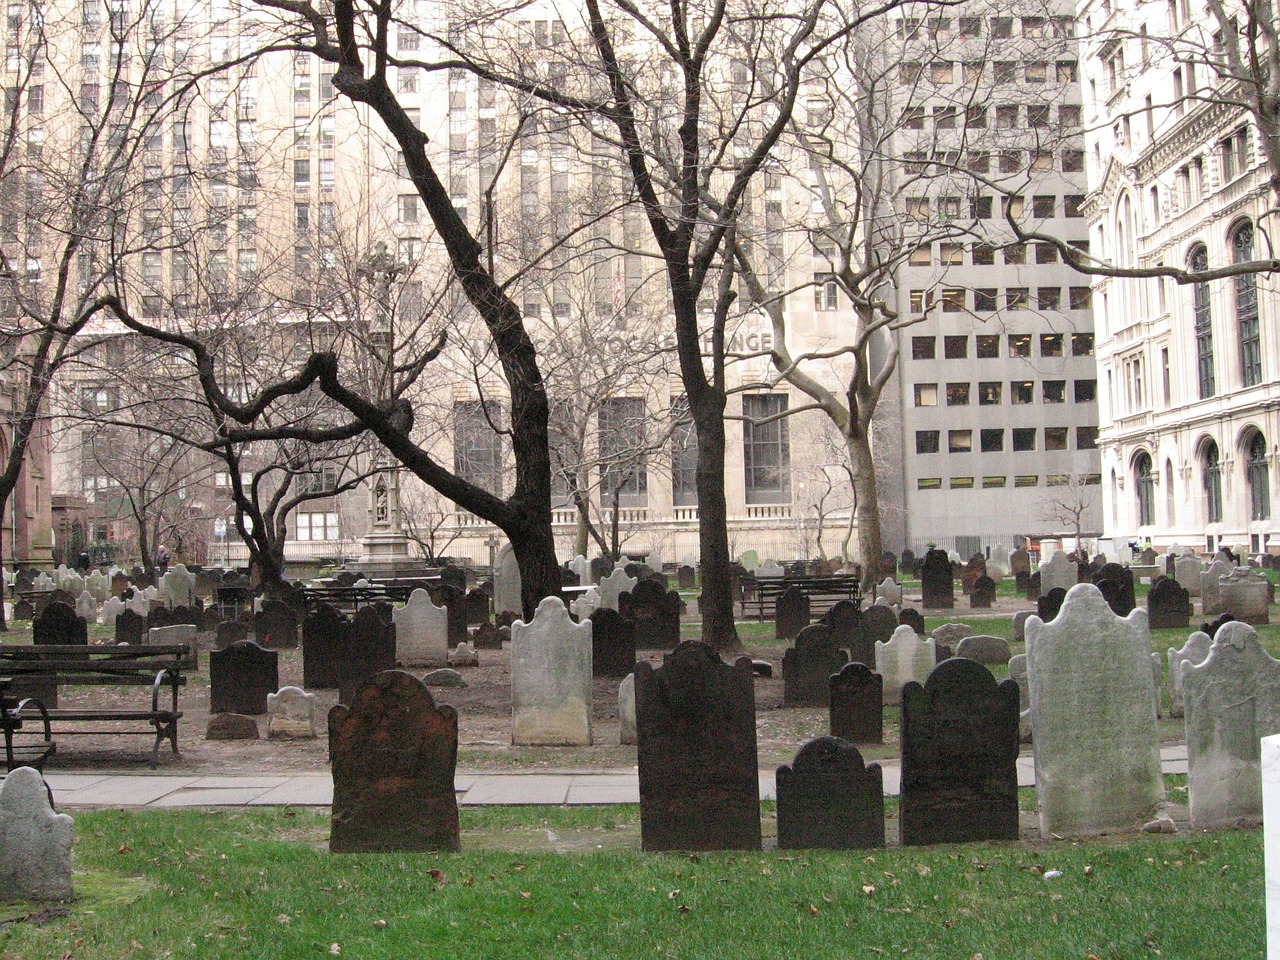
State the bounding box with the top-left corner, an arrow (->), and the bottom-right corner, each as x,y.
329,670 -> 460,852
899,549 -> 917,575
1040,551 -> 1079,595
392,589 -> 449,667
1219,567 -> 1272,625
774,585 -> 810,640
1037,587 -> 1068,623
33,602 -> 88,647
1184,622 -> 1280,826
589,608 -> 636,677
897,607 -> 926,638
1167,632 -> 1212,718
448,642 -> 479,667
267,686 -> 317,738
1147,577 -> 1192,629
463,589 -> 491,625
955,635 -> 1012,665
960,555 -> 987,593
214,620 -> 249,649
857,605 -> 898,665
930,622 -> 973,647
1012,610 -> 1032,644
493,542 -> 523,618
511,597 -> 593,746
822,600 -> 865,664
776,737 -> 884,850
1175,555 -> 1205,597
74,590 -> 98,623
1201,612 -> 1237,638
619,672 -> 637,745
969,575 -> 996,608
677,565 -> 697,590
756,559 -> 784,578
875,625 -> 936,706
829,662 -> 883,743
1095,563 -> 1137,617
636,641 -> 760,851
751,660 -> 773,678
1200,559 -> 1236,616
422,668 -> 467,687
472,622 -> 505,650
253,599 -> 299,650
920,548 -> 954,609
210,640 -> 279,715
618,580 -> 682,649
782,624 -> 848,707
597,568 -> 638,612
876,578 -> 902,606
0,767 -> 74,903
206,713 -> 260,740
900,658 -> 1020,845
115,607 -> 148,645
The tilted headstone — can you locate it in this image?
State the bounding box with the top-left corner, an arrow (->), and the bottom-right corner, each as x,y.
1026,583 -> 1163,838
1147,577 -> 1192,629
33,602 -> 87,647
337,607 -> 397,705
776,737 -> 884,850
900,658 -> 1020,846
1167,631 -> 1212,718
1199,559 -> 1236,617
511,597 -> 593,746
1037,587 -> 1068,623
329,670 -> 460,853
829,662 -> 883,744
597,568 -> 638,612
463,589 -> 491,625
392,589 -> 448,667
774,585 -> 810,641
619,672 -> 637,745
875,625 -> 936,706
920,548 -> 954,609
782,624 -> 848,707
303,603 -> 349,690
267,686 -> 317,738
618,579 -> 682,649
1183,622 -> 1280,826
210,640 -> 279,715
588,608 -> 636,678
74,590 -> 98,623
969,575 -> 996,608
956,635 -> 1012,665
822,600 -> 866,666
569,588 -> 600,621
636,641 -> 760,851
1175,555 -> 1205,597
493,542 -> 522,618
0,767 -> 74,903
1219,567 -> 1272,625
253,599 -> 300,650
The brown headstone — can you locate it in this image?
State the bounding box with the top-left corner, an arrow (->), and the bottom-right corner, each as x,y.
776,736 -> 884,850
206,713 -> 260,740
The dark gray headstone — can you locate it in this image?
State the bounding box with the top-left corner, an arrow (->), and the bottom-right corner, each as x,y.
115,608 -> 148,645
463,589 -> 490,625
619,579 -> 682,649
960,556 -> 987,593
636,641 -> 761,851
1024,570 -> 1041,601
1037,587 -> 1068,623
589,557 -> 612,584
1147,577 -> 1192,629
303,603 -> 349,690
210,640 -> 279,715
858,605 -> 898,665
822,600 -> 863,663
588,608 -> 637,678
677,565 -> 696,590
11,598 -> 33,621
426,584 -> 466,646
955,635 -> 1012,666
471,622 -> 505,649
1201,613 -> 1236,638
969,575 -> 996,608
774,586 -> 810,641
920,549 -> 954,609
829,662 -> 883,744
776,736 -> 884,850
782,624 -> 849,707
254,599 -> 300,649
898,608 -> 926,637
206,713 -> 259,740
439,565 -> 467,591
900,658 -> 1020,846
329,670 -> 459,853
1095,563 -> 1136,617
338,606 -> 397,705
214,620 -> 249,650
33,602 -> 87,646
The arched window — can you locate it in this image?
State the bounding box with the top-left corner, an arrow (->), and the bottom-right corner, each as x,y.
1203,440 -> 1223,523
1248,432 -> 1270,520
1234,221 -> 1261,386
1191,245 -> 1214,398
1135,453 -> 1155,526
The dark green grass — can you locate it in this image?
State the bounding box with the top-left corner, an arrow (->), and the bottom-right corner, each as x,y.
0,807 -> 1263,960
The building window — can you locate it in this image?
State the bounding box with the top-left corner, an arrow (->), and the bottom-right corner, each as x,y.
943,336 -> 967,359
978,382 -> 1002,405
743,394 -> 789,504
1234,222 -> 1261,387
914,384 -> 937,407
946,382 -> 970,406
1203,440 -> 1223,523
976,335 -> 999,358
1043,381 -> 1066,403
1040,334 -> 1064,357
814,274 -> 839,310
1011,381 -> 1034,404
1248,432 -> 1270,520
948,430 -> 972,453
1075,379 -> 1097,402
915,430 -> 940,454
912,336 -> 936,360
1190,245 -> 1215,398
1076,427 -> 1098,449
1008,334 -> 1031,358
1012,428 -> 1036,451
1135,453 -> 1155,526
980,429 -> 1004,452
296,511 -> 340,541
670,402 -> 698,507
1219,126 -> 1249,182
453,399 -> 504,496
1045,427 -> 1068,450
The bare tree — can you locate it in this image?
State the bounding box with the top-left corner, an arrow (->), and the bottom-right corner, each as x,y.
1036,473 -> 1099,553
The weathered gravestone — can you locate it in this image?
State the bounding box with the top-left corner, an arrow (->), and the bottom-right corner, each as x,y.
33,602 -> 87,647
1167,631 -> 1212,718
206,713 -> 259,740
1026,583 -> 1164,838
920,548 -> 954,609
782,624 -> 849,707
1175,555 -> 1205,597
597,568 -> 638,612
1219,567 -> 1272,625
635,641 -> 761,851
875,625 -> 936,706
876,578 -> 903,606
1200,558 -> 1236,617
391,589 -> 448,667
214,619 -> 248,650
448,641 -> 479,668
463,589 -> 491,626
210,640 -> 279,715
619,580 -> 682,649
956,635 -> 1012,665
677,565 -> 697,590
74,590 -> 98,623
1183,622 -> 1280,826
1039,551 -> 1078,595
1095,563 -> 1137,617
900,658 -> 1020,845
930,622 -> 973,648
267,686 -> 317,738
1147,577 -> 1192,629
493,542 -> 523,619
511,597 -> 593,746
569,588 -> 599,622
588,608 -> 636,678
829,662 -> 883,744
146,625 -> 198,669
618,672 -> 637,745
115,608 -> 148,645
302,603 -> 348,690
253,599 -> 299,649
969,575 -> 997,609
960,556 -> 987,593
472,622 -> 505,650
426,584 -> 467,647
329,670 -> 460,853
1008,653 -> 1032,742
1012,610 -> 1033,644
1037,587 -> 1068,623
776,737 -> 884,850
897,607 -> 926,638
337,607 -> 397,706
858,605 -> 899,664
774,585 -> 810,641
822,600 -> 865,665
0,766 -> 74,903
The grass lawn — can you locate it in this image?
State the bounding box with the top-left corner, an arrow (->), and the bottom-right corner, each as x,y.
0,805 -> 1262,959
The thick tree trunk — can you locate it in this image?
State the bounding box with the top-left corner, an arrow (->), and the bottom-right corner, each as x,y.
693,409 -> 740,650
510,511 -> 561,620
848,429 -> 884,590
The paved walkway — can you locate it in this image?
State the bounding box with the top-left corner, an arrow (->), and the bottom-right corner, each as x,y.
21,746 -> 1190,809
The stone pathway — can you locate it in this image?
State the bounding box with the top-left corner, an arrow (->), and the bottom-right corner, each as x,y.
16,745 -> 1190,809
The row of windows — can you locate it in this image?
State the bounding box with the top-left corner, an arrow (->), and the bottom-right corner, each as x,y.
912,333 -> 1094,360
1190,220 -> 1262,398
899,60 -> 1078,86
903,197 -> 1085,229
908,286 -> 1094,314
1132,434 -> 1270,527
913,379 -> 1097,406
916,426 -> 1098,454
904,103 -> 1081,131
897,16 -> 1075,40
919,473 -> 1100,491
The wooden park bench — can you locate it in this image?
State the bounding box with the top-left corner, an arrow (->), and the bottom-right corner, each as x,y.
300,579 -> 440,613
740,574 -> 863,622
0,644 -> 188,768
1,676 -> 56,772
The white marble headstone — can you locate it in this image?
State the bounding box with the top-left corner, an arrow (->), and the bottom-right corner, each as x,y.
1200,559 -> 1236,616
874,625 -> 936,706
619,672 -> 636,745
1039,550 -> 1078,595
267,686 -> 317,738
569,588 -> 600,621
101,596 -> 126,626
876,578 -> 903,606
756,559 -> 784,579
74,590 -> 98,623
493,543 -> 522,617
125,593 -> 150,617
1167,631 -> 1212,718
510,597 -> 593,746
86,570 -> 110,602
392,588 -> 448,667
568,555 -> 589,583
597,569 -> 638,612
1174,555 -> 1205,597
0,767 -> 74,903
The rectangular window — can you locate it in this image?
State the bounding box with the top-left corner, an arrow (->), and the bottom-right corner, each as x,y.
1011,381 -> 1035,404
1061,150 -> 1085,172
1075,378 -> 1097,402
950,477 -> 975,489
296,511 -> 340,541
978,381 -> 1002,404
742,394 -> 789,504
980,429 -> 1004,452
1015,475 -> 1038,487
916,430 -> 940,454
971,243 -> 995,266
454,399 -> 505,495
943,336 -> 967,359
912,336 -> 936,360
1012,428 -> 1036,451
994,61 -> 1017,82
1040,334 -> 1064,357
1077,426 -> 1099,449
974,289 -> 997,312
976,335 -> 999,358
1045,427 -> 1069,450
399,194 -> 419,223
983,476 -> 1007,488
914,384 -> 938,407
948,430 -> 973,453
670,404 -> 698,507
1064,195 -> 1086,218
293,158 -> 310,186
1008,334 -> 1032,357
1035,243 -> 1059,264
1038,288 -> 1062,311
1003,243 -> 1026,265
1043,380 -> 1066,403
946,382 -> 970,405
966,105 -> 987,128
918,478 -> 942,490
1070,287 -> 1092,311
1006,288 -> 1029,310
941,289 -> 965,312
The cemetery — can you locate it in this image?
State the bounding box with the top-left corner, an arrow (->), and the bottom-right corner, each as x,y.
0,550 -> 1276,956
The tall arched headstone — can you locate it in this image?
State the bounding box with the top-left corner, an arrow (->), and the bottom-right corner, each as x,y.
1167,631 -> 1211,718
392,589 -> 448,667
874,625 -> 935,706
511,597 -> 593,745
493,543 -> 522,618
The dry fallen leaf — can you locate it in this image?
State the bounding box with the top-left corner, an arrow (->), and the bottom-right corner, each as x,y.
428,869 -> 446,883
668,890 -> 681,900
329,944 -> 340,956
274,914 -> 291,925
862,885 -> 876,896
807,903 -> 820,915
372,920 -> 387,930
117,845 -> 132,855
520,892 -> 531,899
676,904 -> 691,914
